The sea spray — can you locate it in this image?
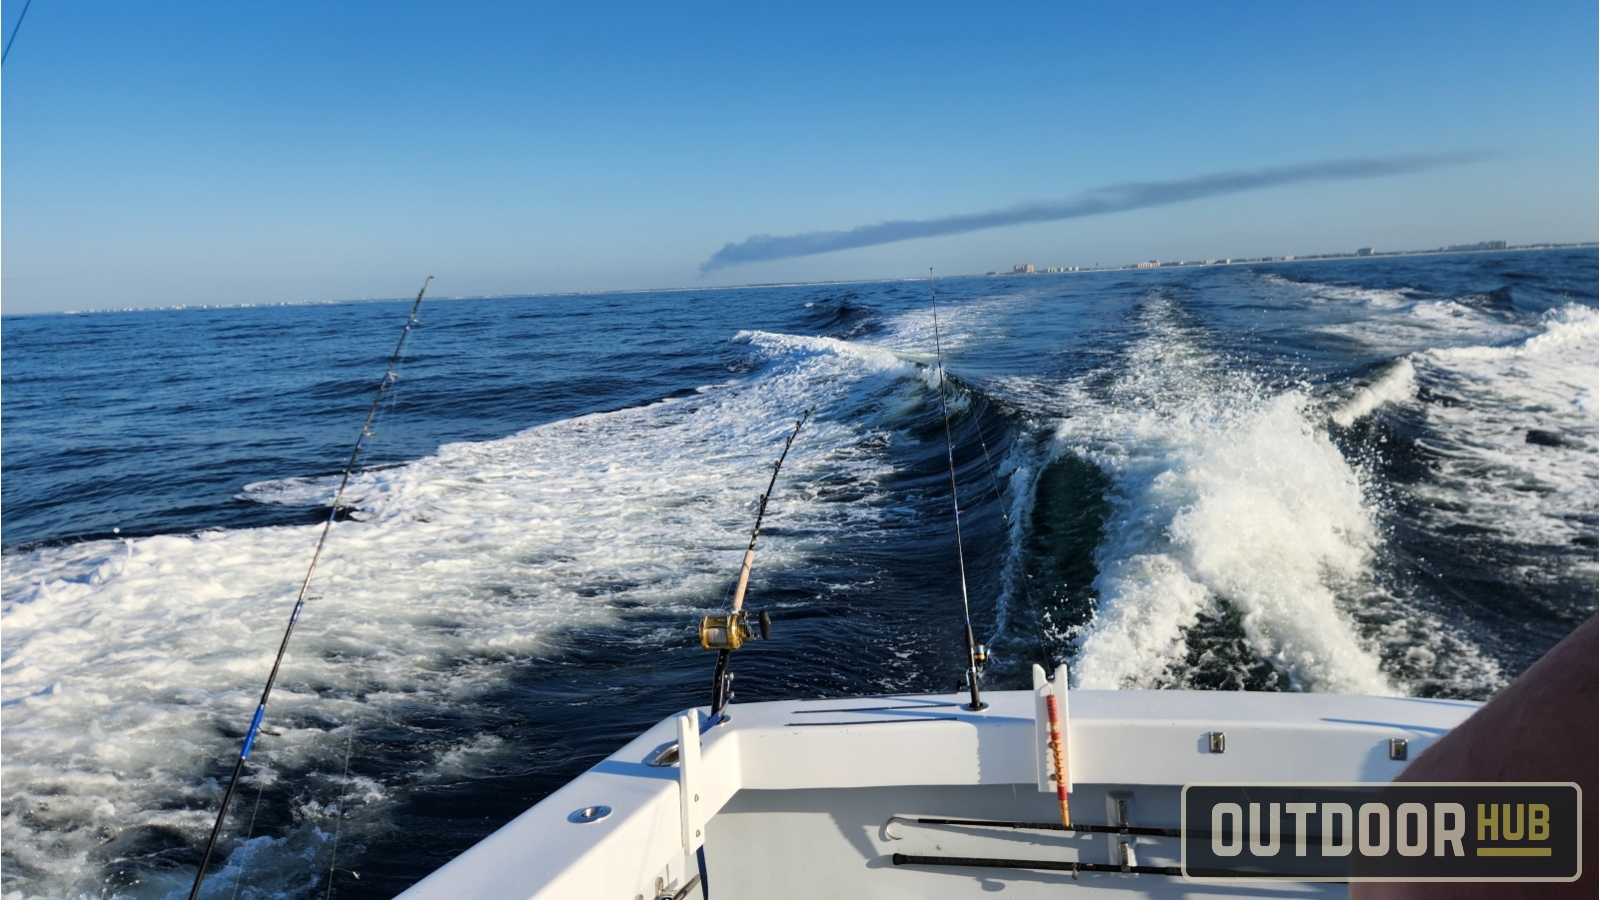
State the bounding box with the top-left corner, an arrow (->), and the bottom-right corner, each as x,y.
1330,359 -> 1417,428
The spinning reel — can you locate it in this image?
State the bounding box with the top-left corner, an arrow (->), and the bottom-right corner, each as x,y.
958,643 -> 991,697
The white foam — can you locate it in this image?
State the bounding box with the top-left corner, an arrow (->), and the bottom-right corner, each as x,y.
1330,359 -> 1417,428
1032,300 -> 1395,694
1260,273 -> 1421,310
1322,299 -> 1522,352
237,474 -> 343,507
866,289 -> 1031,359
1404,303 -> 1599,562
1262,273 -> 1597,579
1,329 -> 924,898
1262,273 -> 1526,354
1001,291 -> 1589,699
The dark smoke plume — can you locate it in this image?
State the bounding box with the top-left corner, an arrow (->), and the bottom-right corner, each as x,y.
699,154 -> 1478,273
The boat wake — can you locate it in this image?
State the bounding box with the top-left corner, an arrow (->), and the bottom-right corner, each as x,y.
0,326 -> 935,899
993,296 -> 1397,694
978,276 -> 1586,700
1,256 -> 1592,900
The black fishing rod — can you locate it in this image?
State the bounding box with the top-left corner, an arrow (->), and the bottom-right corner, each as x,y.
929,270 -> 988,712
889,815 -> 1181,838
893,854 -> 1183,878
188,276 -> 432,900
699,407 -> 812,724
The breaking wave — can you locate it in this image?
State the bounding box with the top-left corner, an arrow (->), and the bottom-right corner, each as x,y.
1028,298 -> 1394,694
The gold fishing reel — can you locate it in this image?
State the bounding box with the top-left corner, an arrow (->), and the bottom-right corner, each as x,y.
699,609 -> 773,650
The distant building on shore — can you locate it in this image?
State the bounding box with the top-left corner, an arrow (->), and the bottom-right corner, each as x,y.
1013,238 -> 1579,278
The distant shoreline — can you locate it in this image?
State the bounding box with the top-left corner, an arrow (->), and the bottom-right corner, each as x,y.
1000,240 -> 1599,277
12,241 -> 1597,317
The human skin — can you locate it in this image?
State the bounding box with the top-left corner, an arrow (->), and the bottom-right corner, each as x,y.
1350,616 -> 1596,899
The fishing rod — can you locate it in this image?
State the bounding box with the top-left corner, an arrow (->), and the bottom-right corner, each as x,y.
929,270 -> 988,712
699,407 -> 813,725
188,276 -> 433,900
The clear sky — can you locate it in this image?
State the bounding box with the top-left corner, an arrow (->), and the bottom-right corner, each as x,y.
2,1 -> 1595,313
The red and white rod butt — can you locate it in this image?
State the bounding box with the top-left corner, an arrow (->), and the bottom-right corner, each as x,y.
1045,693 -> 1069,827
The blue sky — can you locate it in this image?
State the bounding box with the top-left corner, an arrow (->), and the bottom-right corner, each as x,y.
2,1 -> 1595,313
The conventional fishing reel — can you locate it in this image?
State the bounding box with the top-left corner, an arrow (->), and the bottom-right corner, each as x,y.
702,609 -> 773,721
702,609 -> 773,723
698,609 -> 773,651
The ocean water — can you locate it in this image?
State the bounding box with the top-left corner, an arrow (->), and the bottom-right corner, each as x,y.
2,249 -> 1595,898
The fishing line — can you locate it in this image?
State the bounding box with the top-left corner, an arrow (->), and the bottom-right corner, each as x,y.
922,294 -> 1007,518
188,276 -> 433,900
373,340 -> 411,470
316,305 -> 416,895
227,781 -> 268,900
928,270 -> 986,711
971,409 -> 1010,522
968,416 -> 1017,651
323,727 -> 359,900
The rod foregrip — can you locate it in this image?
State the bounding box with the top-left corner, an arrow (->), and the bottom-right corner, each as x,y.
730,549 -> 755,611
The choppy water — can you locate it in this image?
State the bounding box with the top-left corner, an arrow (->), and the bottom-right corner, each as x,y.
3,249 -> 1596,899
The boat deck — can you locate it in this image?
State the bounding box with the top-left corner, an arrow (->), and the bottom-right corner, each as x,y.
396,689 -> 1480,899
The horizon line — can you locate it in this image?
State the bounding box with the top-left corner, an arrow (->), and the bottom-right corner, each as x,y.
8,239 -> 1595,317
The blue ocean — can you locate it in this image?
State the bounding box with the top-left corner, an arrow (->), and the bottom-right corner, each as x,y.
3,249 -> 1596,898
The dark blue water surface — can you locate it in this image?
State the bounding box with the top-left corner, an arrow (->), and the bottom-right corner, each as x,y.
2,250 -> 1595,899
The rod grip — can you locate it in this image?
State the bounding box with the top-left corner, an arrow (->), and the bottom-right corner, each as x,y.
730,549 -> 755,611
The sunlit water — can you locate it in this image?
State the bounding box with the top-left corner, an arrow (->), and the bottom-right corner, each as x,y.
3,250 -> 1595,898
